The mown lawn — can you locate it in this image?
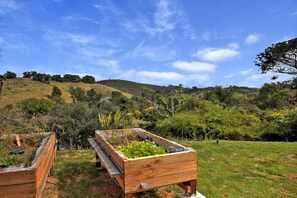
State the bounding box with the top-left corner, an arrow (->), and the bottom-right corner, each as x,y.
43,141 -> 297,198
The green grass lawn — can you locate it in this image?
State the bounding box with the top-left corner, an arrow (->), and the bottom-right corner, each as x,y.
43,141 -> 297,198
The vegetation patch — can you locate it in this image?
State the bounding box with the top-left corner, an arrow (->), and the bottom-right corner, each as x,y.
0,134 -> 48,171
117,139 -> 169,158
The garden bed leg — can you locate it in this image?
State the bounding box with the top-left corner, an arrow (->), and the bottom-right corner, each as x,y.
178,179 -> 197,195
95,153 -> 102,169
189,179 -> 196,195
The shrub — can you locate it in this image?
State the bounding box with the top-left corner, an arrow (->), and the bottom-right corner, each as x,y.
17,98 -> 54,117
157,100 -> 262,140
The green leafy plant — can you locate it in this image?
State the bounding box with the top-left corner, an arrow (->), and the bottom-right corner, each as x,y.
0,155 -> 23,167
117,140 -> 169,158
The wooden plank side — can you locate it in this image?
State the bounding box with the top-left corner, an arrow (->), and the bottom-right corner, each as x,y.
124,170 -> 197,194
140,131 -> 187,150
125,160 -> 196,181
95,133 -> 124,170
125,150 -> 196,170
0,170 -> 35,187
35,134 -> 56,198
0,183 -> 36,198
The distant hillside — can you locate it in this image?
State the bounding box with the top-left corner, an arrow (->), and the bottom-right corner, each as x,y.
0,78 -> 131,107
98,79 -> 164,97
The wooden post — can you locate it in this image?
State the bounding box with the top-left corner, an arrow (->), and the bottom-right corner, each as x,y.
178,179 -> 197,195
189,179 -> 196,195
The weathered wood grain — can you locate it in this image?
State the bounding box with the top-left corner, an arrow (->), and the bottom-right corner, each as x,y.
0,133 -> 56,198
93,129 -> 197,195
88,138 -> 123,177
95,132 -> 125,170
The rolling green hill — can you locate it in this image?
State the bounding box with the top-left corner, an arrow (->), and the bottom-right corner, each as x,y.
0,78 -> 131,107
98,79 -> 164,97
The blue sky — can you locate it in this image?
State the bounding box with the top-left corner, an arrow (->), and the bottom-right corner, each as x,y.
0,0 -> 296,87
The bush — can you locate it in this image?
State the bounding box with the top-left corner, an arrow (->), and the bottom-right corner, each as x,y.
49,103 -> 100,148
3,71 -> 17,79
17,98 -> 54,117
82,75 -> 95,83
157,100 -> 262,140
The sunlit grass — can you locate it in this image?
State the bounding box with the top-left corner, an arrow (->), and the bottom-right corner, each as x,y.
0,78 -> 131,107
43,141 -> 297,198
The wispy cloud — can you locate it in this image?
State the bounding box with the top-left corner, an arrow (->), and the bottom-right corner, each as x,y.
239,69 -> 253,76
224,68 -> 253,79
138,71 -> 183,80
0,0 -> 18,13
78,47 -> 117,57
172,61 -> 215,72
193,43 -> 240,62
126,42 -> 177,61
120,0 -> 192,39
245,33 -> 262,44
63,15 -> 100,24
239,72 -> 292,87
66,33 -> 94,44
117,69 -> 210,85
97,59 -> 119,69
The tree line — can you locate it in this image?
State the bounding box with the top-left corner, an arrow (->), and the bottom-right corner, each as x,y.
0,71 -> 96,84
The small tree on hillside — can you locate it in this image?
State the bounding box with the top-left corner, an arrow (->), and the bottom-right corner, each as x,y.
4,71 -> 17,79
51,86 -> 62,98
82,75 -> 95,83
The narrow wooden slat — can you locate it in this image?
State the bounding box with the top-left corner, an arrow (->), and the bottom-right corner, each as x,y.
124,170 -> 197,194
125,160 -> 196,181
0,182 -> 36,198
0,170 -> 35,187
125,150 -> 196,170
88,138 -> 123,177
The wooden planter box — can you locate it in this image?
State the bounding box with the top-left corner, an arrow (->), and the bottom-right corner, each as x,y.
0,133 -> 57,198
89,128 -> 197,197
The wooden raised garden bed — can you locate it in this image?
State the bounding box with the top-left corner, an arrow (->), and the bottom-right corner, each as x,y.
0,133 -> 56,198
88,128 -> 197,197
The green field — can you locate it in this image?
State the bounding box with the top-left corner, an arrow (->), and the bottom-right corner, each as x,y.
0,78 -> 131,107
43,140 -> 297,198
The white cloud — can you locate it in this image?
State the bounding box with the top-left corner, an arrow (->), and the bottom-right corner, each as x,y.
79,47 -> 117,57
245,33 -> 261,44
66,33 -> 94,44
239,72 -> 292,87
239,69 -> 252,76
224,74 -> 235,78
0,0 -> 18,12
138,71 -> 183,80
116,69 -> 210,86
172,61 -> 215,72
126,42 -> 177,61
193,44 -> 240,62
97,59 -> 119,69
121,0 -> 190,38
